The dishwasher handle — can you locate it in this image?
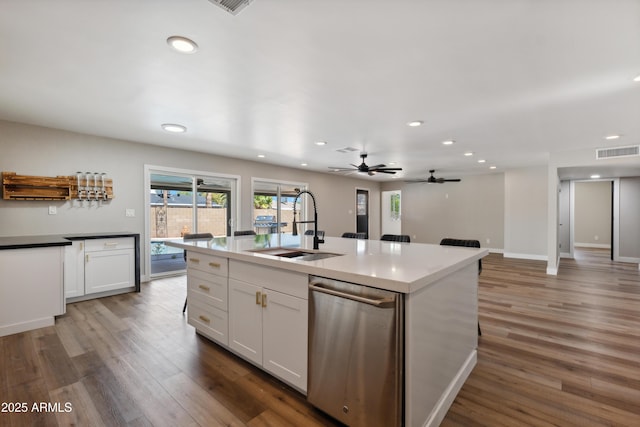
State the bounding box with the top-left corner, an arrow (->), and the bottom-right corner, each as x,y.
309,282 -> 397,308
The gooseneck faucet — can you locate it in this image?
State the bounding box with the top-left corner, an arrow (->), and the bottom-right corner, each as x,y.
292,189 -> 323,250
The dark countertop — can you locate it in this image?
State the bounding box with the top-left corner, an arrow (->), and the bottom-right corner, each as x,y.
0,232 -> 140,250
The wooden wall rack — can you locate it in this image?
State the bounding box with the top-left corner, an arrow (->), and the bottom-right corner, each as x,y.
2,172 -> 113,201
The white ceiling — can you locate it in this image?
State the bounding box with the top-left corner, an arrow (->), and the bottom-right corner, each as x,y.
1,0 -> 639,181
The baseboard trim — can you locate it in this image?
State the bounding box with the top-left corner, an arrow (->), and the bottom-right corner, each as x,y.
503,252 -> 548,261
574,243 -> 611,249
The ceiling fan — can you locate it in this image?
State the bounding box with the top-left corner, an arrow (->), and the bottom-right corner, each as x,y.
329,153 -> 402,175
404,170 -> 461,184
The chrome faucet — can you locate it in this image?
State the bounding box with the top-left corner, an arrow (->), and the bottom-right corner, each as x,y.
292,189 -> 323,250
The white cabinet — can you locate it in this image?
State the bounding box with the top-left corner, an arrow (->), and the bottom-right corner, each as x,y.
64,240 -> 85,298
85,238 -> 135,294
186,251 -> 229,346
228,279 -> 263,363
1,246 -> 65,337
228,260 -> 308,391
65,237 -> 136,300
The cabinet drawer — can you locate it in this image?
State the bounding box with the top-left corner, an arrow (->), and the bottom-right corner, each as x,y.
188,299 -> 228,347
186,251 -> 228,276
229,260 -> 307,299
188,269 -> 227,311
85,237 -> 134,252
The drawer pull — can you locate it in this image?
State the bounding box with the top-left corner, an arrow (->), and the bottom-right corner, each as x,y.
198,284 -> 211,292
189,258 -> 200,263
255,291 -> 261,305
209,262 -> 221,268
103,242 -> 118,247
262,293 -> 267,308
198,315 -> 211,323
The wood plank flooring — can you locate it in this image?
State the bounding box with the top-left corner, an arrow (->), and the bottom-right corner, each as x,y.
1,248 -> 638,426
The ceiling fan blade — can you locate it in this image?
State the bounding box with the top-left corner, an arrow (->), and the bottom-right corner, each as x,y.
329,167 -> 356,172
442,178 -> 461,182
370,167 -> 402,172
376,170 -> 397,174
367,164 -> 386,169
403,178 -> 430,183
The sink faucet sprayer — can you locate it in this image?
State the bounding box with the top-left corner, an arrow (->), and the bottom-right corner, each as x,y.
292,189 -> 323,250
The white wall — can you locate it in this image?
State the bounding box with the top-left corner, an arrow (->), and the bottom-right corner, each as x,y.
381,173 -> 505,249
619,176 -> 640,261
0,120 -> 381,278
504,166 -> 548,259
574,181 -> 611,247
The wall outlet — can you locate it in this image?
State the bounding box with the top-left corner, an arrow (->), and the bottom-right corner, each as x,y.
125,208 -> 135,217
594,235 -> 599,241
485,238 -> 491,244
48,205 -> 57,215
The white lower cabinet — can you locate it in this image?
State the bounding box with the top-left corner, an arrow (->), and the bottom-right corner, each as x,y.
228,260 -> 308,392
65,237 -> 135,300
186,257 -> 229,346
228,279 -> 263,364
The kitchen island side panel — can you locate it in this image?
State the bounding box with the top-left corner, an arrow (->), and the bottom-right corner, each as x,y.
404,262 -> 478,427
0,246 -> 65,337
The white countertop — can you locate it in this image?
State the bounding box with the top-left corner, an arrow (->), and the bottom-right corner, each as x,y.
166,234 -> 487,293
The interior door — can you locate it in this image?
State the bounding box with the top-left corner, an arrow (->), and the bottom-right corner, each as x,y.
356,189 -> 369,239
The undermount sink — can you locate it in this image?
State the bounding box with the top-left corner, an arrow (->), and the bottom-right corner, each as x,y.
248,247 -> 343,261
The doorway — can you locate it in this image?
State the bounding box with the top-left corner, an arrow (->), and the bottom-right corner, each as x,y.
145,166 -> 239,278
356,189 -> 369,239
381,190 -> 402,236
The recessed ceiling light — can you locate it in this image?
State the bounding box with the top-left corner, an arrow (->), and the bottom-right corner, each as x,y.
442,140 -> 455,145
464,152 -> 474,157
605,134 -> 621,140
388,161 -> 397,165
489,166 -> 497,170
407,120 -> 424,127
590,174 -> 601,179
257,154 -> 265,158
167,36 -> 198,53
300,163 -> 308,166
161,123 -> 186,133
315,141 -> 327,146
478,159 -> 486,163
634,74 -> 640,82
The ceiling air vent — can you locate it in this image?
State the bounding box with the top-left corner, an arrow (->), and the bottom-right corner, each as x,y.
336,147 -> 359,154
596,145 -> 640,160
207,0 -> 254,15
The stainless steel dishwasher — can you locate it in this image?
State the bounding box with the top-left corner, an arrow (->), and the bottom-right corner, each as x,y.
307,275 -> 404,427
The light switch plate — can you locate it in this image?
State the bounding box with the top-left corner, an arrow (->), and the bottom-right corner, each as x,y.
48,205 -> 57,215
125,208 -> 135,217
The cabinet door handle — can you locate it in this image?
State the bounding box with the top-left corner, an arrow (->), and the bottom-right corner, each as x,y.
104,242 -> 118,247
255,291 -> 261,305
198,315 -> 211,323
189,258 -> 200,263
198,284 -> 210,292
85,254 -> 89,263
209,262 -> 221,269
262,293 -> 267,308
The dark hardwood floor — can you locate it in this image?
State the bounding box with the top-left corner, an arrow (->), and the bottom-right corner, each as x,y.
1,248 -> 638,426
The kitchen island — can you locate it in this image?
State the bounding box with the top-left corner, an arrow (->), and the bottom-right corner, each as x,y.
168,233 -> 487,427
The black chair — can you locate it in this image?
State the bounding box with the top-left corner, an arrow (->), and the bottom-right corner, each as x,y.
439,238 -> 482,335
234,230 -> 256,236
342,232 -> 367,239
182,232 -> 213,313
380,234 -> 411,243
304,230 -> 325,239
